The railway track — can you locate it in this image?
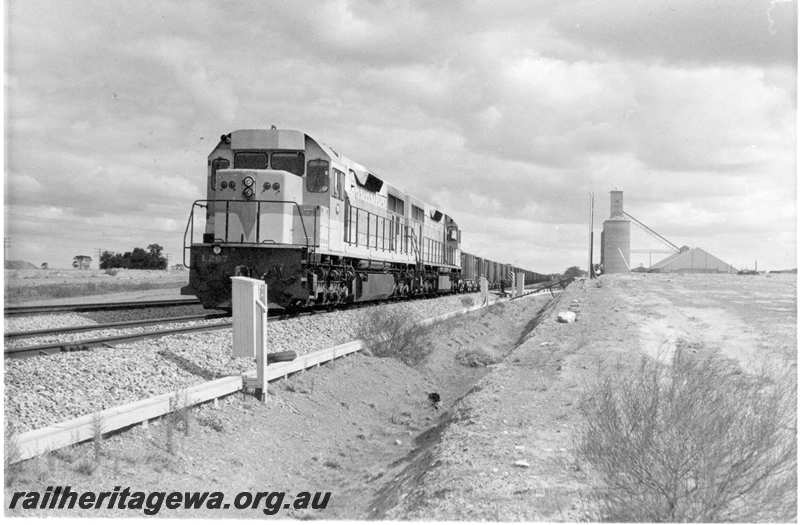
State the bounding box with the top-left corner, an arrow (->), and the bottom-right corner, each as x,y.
5,315 -> 234,358
4,312 -> 230,339
3,298 -> 201,317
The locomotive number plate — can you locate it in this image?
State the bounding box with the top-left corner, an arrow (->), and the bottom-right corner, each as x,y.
200,253 -> 229,263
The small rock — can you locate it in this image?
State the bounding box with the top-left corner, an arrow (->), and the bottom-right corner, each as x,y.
514,445 -> 525,451
513,460 -> 530,468
395,439 -> 402,445
557,311 -> 576,323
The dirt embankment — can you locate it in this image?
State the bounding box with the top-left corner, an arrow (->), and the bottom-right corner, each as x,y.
376,273 -> 796,521
6,293 -> 554,519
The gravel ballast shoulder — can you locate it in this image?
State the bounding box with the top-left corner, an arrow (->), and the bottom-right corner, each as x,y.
5,313 -> 99,333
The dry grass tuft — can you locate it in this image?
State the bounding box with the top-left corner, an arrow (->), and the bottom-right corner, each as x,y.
455,347 -> 502,367
576,344 -> 797,522
356,307 -> 431,366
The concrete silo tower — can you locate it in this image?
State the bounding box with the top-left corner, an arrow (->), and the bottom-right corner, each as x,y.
600,190 -> 631,273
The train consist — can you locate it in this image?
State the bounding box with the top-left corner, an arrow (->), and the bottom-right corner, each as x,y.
182,128 -> 547,310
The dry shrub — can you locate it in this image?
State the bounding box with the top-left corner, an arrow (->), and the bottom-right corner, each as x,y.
455,347 -> 502,367
577,345 -> 796,522
356,307 -> 431,366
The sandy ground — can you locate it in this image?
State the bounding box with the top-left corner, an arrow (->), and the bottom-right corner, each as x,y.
4,269 -> 188,304
5,287 -> 188,307
377,273 -> 796,521
5,273 -> 795,520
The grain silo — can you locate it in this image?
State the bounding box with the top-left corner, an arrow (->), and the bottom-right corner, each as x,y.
600,190 -> 631,273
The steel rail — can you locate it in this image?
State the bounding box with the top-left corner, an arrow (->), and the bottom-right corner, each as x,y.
4,313 -> 229,339
5,321 -> 234,358
4,298 -> 201,317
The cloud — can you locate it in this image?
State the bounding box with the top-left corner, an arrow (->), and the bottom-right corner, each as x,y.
549,0 -> 797,66
4,0 -> 796,271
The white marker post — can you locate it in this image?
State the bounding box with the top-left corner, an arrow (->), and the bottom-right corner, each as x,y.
516,272 -> 525,296
231,277 -> 269,402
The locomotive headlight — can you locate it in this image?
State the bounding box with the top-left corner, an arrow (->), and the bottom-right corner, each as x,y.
243,187 -> 254,199
220,181 -> 228,189
262,182 -> 271,191
273,182 -> 280,191
212,245 -> 222,255
243,176 -> 255,187
229,181 -> 236,190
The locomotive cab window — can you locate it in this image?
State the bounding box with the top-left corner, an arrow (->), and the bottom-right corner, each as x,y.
306,159 -> 330,193
234,152 -> 267,169
388,194 -> 405,215
210,157 -> 230,188
332,168 -> 345,199
271,152 -> 305,176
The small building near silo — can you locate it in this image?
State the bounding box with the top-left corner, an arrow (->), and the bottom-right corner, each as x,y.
600,190 -> 631,273
650,246 -> 736,273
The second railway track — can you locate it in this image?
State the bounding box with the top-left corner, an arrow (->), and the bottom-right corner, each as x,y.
4,298 -> 201,317
4,316 -> 234,358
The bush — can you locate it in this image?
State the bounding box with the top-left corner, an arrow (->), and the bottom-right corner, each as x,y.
356,307 -> 431,366
577,344 -> 796,522
455,347 -> 501,367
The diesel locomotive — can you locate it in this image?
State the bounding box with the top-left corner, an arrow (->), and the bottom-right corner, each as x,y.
182,128 -> 545,310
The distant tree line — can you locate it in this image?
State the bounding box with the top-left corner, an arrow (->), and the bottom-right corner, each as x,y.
562,266 -> 587,279
100,244 -> 167,270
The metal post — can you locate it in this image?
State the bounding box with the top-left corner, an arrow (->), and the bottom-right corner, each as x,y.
588,192 -> 595,279
254,295 -> 268,402
232,276 -> 269,401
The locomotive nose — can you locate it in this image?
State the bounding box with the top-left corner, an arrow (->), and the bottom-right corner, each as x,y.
210,169 -> 304,245
215,169 -> 292,202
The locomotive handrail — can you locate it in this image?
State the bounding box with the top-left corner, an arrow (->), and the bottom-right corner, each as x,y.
183,199 -> 315,267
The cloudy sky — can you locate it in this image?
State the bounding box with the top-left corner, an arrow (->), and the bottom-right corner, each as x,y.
5,0 -> 797,273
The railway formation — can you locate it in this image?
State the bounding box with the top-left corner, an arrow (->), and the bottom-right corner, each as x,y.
4,280 -> 568,359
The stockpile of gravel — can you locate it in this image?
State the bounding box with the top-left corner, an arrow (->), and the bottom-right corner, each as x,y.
5,292 -> 488,433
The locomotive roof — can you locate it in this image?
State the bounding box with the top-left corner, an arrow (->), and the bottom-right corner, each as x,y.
225,128 -> 446,218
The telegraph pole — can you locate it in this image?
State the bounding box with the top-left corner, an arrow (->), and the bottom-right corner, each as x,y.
588,193 -> 595,279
